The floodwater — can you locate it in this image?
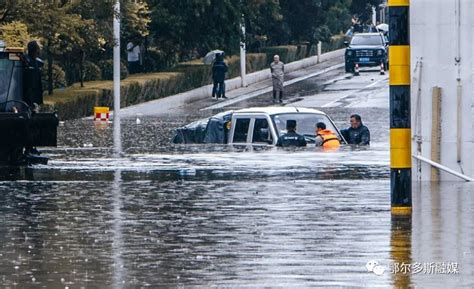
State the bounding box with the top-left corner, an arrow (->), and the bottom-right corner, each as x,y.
1,71 -> 473,288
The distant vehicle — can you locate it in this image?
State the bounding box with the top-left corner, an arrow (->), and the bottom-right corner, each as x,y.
172,107 -> 346,146
0,42 -> 59,165
344,32 -> 388,73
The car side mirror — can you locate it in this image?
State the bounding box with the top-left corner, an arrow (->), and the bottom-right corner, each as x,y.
344,41 -> 349,47
385,41 -> 389,46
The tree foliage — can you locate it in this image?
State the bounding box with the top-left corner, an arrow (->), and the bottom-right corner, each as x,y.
0,0 -> 365,88
350,0 -> 383,23
0,21 -> 30,47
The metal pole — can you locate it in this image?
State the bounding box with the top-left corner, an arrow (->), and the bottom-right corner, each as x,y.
240,16 -> 247,87
413,155 -> 474,182
389,0 -> 412,215
317,41 -> 322,64
372,6 -> 377,26
113,0 -> 122,154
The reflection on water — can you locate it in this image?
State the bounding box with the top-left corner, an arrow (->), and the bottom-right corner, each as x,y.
112,170 -> 125,288
0,109 -> 472,288
390,215 -> 412,288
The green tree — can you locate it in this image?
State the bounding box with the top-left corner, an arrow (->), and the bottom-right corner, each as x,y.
350,0 -> 383,23
0,21 -> 30,47
326,0 -> 352,35
148,0 -> 242,61
279,0 -> 340,44
243,0 -> 286,49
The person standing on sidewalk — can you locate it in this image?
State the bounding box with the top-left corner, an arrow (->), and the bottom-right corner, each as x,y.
212,53 -> 228,99
270,55 -> 285,103
127,40 -> 141,74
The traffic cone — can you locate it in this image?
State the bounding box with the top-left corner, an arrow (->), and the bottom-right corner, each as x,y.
380,62 -> 385,75
354,63 -> 360,76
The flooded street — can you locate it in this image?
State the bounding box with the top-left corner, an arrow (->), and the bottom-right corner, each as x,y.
1,69 -> 472,288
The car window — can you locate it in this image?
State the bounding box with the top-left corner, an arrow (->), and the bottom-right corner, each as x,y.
233,118 -> 250,143
351,35 -> 383,46
272,113 -> 340,139
252,118 -> 272,143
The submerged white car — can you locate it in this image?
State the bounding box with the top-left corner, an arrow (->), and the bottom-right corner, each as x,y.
172,107 -> 346,145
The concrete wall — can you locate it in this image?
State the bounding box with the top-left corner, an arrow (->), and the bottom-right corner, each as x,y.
411,0 -> 474,180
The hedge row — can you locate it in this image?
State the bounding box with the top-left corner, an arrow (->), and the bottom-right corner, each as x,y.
44,44 -> 332,120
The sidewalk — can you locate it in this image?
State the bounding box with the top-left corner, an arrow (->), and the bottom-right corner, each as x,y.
120,50 -> 345,117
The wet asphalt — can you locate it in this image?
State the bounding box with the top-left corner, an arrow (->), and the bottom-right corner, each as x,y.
0,64 -> 472,288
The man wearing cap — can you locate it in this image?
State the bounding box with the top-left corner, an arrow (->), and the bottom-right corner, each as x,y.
276,120 -> 307,147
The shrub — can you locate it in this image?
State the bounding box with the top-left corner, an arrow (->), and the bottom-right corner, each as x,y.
262,45 -> 298,65
142,47 -> 170,72
322,34 -> 349,53
246,53 -> 268,74
82,61 -> 102,81
172,61 -> 211,88
44,72 -> 190,120
98,59 -> 129,80
296,44 -> 308,60
41,63 -> 67,90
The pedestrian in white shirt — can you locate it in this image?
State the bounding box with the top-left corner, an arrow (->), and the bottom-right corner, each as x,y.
127,40 -> 141,74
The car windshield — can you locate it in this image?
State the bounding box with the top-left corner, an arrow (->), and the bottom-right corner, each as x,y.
0,56 -> 14,103
351,35 -> 383,46
272,113 -> 340,138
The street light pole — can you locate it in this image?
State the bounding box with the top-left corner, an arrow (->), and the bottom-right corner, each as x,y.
240,15 -> 247,87
113,0 -> 122,154
372,6 -> 377,26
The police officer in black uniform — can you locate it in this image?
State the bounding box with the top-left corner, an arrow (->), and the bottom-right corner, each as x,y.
23,41 -> 44,156
23,40 -> 44,110
276,120 -> 307,147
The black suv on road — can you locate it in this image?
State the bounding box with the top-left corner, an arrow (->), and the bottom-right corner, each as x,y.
344,33 -> 388,73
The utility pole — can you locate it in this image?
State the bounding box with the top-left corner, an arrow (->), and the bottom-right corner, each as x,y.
389,0 -> 411,215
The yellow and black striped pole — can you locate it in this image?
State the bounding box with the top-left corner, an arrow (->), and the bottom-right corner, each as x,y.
389,0 -> 412,215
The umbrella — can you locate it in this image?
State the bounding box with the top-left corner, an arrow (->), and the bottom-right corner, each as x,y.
376,23 -> 389,32
203,50 -> 224,64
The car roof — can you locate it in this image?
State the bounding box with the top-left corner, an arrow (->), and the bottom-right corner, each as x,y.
234,106 -> 327,116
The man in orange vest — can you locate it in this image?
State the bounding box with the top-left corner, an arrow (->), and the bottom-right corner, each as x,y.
315,122 -> 340,150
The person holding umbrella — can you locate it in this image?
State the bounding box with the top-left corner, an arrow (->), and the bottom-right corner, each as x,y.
270,55 -> 285,103
211,53 -> 228,99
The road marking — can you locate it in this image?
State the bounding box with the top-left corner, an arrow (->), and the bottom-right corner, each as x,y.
201,63 -> 345,111
321,76 -> 388,108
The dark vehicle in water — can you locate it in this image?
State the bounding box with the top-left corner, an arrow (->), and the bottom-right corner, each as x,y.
0,42 -> 59,165
173,107 -> 346,146
344,32 -> 388,73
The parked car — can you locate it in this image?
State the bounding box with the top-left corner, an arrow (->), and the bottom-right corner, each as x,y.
172,107 -> 346,146
344,32 -> 388,73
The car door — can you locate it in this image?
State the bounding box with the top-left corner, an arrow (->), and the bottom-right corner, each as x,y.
229,116 -> 252,144
251,117 -> 275,146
